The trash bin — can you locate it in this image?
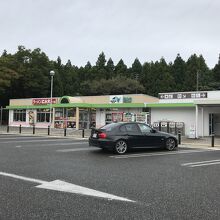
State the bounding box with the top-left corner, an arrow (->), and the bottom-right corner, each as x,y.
160,121 -> 168,133
169,122 -> 176,135
152,122 -> 160,131
176,122 -> 185,136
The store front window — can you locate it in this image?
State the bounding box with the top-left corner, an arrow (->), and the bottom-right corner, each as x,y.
13,109 -> 26,122
37,109 -> 50,123
54,108 -> 76,128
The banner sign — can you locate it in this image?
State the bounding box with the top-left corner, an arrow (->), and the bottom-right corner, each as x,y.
32,98 -> 57,105
109,95 -> 123,103
159,92 -> 207,100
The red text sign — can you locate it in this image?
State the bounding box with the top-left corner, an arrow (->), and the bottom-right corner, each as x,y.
32,98 -> 57,105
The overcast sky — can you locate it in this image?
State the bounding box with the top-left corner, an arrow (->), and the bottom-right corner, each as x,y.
0,0 -> 219,68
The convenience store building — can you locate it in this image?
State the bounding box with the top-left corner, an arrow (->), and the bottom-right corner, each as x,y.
6,94 -> 157,130
6,90 -> 220,137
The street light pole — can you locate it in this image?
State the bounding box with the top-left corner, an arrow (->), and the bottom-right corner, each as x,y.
49,70 -> 55,125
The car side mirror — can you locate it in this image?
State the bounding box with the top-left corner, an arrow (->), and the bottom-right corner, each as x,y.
151,129 -> 156,133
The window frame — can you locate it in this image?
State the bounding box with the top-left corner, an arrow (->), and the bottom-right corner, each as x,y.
13,109 -> 26,122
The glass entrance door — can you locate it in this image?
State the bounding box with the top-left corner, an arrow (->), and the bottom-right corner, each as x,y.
79,109 -> 89,129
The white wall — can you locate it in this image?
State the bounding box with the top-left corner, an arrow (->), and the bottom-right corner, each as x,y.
202,107 -> 220,136
151,108 -> 195,136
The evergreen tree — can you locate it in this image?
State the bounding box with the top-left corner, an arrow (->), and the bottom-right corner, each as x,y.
95,52 -> 107,79
130,58 -> 142,80
114,59 -> 127,77
171,54 -> 186,91
185,54 -> 212,91
106,58 -> 114,79
212,54 -> 220,90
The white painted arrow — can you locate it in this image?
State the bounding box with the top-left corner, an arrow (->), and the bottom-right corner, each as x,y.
0,172 -> 134,203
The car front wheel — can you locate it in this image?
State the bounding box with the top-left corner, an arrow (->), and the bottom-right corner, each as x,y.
114,140 -> 128,154
165,138 -> 176,151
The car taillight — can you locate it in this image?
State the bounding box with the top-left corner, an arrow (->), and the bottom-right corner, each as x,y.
98,132 -> 107,139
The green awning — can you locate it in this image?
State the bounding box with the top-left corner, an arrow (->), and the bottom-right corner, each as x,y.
6,103 -> 145,109
147,103 -> 195,108
6,102 -> 195,110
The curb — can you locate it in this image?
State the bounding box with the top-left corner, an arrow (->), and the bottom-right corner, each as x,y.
181,143 -> 220,149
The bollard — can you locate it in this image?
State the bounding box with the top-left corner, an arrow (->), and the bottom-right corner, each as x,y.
7,125 -> 9,133
167,122 -> 169,133
211,134 -> 215,147
19,124 -> 21,134
82,129 -> 85,138
178,131 -> 181,145
33,125 -> 35,135
64,128 -> 67,137
48,125 -> 50,135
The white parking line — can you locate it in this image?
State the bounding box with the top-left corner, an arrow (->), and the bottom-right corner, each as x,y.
0,137 -> 53,140
0,139 -> 86,144
110,149 -> 216,159
189,162 -> 220,167
182,159 -> 220,166
57,147 -> 97,152
181,159 -> 220,167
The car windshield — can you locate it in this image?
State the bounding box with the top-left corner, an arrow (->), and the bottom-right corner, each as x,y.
100,123 -> 119,131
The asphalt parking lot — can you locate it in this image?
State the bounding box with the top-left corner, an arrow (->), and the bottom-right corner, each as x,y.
0,134 -> 220,220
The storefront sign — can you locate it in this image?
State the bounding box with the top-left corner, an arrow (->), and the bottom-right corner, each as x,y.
109,95 -> 123,103
123,97 -> 132,103
123,113 -> 133,122
159,92 -> 207,100
32,98 -> 57,105
112,112 -> 123,122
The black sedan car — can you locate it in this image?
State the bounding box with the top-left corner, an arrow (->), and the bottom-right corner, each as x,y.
89,122 -> 178,154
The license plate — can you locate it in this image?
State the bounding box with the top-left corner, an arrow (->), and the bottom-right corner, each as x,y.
92,133 -> 97,138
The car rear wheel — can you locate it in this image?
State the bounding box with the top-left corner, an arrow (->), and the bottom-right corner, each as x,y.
114,140 -> 127,154
165,138 -> 176,151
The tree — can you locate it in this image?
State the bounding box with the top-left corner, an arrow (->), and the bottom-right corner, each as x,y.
185,54 -> 212,91
114,59 -> 128,77
130,58 -> 142,80
106,58 -> 114,79
171,54 -> 186,91
94,52 -> 108,79
211,54 -> 220,89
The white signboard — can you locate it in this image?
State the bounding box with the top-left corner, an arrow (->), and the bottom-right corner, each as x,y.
109,95 -> 123,103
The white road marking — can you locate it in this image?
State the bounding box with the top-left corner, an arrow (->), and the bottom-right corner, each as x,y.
181,159 -> 220,167
57,147 -> 97,152
0,137 -> 53,140
0,171 -> 134,202
10,142 -> 88,147
15,145 -> 22,148
188,162 -> 220,167
110,149 -> 216,159
182,159 -> 220,166
0,139 -> 87,144
0,171 -> 46,184
42,142 -> 87,146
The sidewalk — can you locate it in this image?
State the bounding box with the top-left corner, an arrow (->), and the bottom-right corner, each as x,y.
181,136 -> 220,149
1,125 -> 220,149
0,125 -> 91,139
